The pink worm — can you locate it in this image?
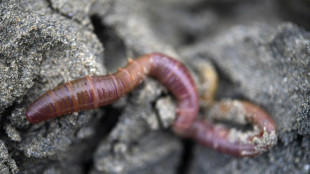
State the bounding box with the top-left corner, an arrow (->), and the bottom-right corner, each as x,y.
25,53 -> 276,156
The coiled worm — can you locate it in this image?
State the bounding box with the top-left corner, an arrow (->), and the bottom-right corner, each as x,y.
25,53 -> 276,157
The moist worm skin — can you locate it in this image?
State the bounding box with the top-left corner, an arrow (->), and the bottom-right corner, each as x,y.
25,53 -> 276,157
188,101 -> 277,157
25,53 -> 199,134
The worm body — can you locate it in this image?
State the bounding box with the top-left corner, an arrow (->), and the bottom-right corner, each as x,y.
26,53 -> 276,157
26,53 -> 199,134
189,100 -> 277,157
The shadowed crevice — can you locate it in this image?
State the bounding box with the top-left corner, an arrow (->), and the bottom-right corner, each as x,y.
46,0 -> 85,26
176,139 -> 194,174
81,106 -> 123,174
90,15 -> 128,72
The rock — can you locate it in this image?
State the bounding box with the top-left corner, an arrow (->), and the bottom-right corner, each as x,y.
1,0 -> 104,173
155,96 -> 176,129
92,132 -> 181,174
4,123 -> 21,142
0,0 -> 104,115
0,140 -> 18,174
49,0 -> 95,28
92,80 -> 182,173
90,0 -> 179,58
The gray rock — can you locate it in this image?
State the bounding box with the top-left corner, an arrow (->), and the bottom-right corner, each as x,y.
92,132 -> 181,174
0,0 -> 104,115
0,163 -> 10,174
1,0 -> 104,172
90,0 -> 179,58
155,96 -> 176,129
2,0 -> 104,159
4,123 -> 21,142
92,80 -> 182,174
0,140 -> 18,174
50,0 -> 95,28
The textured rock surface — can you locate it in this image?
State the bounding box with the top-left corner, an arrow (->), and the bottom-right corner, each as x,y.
50,0 -> 95,28
1,0 -> 105,173
92,132 -> 181,174
0,140 -> 18,174
91,0 -> 179,58
91,78 -> 181,173
1,0 -> 310,173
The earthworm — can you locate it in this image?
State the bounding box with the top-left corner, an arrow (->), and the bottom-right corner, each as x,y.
190,60 -> 277,156
189,100 -> 277,157
25,53 -> 199,135
25,53 -> 277,156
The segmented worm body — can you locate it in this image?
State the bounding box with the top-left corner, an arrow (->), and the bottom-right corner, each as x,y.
26,53 -> 199,134
188,100 -> 277,157
26,53 -> 276,157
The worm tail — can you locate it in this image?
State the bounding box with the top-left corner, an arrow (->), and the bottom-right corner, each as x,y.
26,55 -> 152,124
26,76 -> 100,123
188,100 -> 277,157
